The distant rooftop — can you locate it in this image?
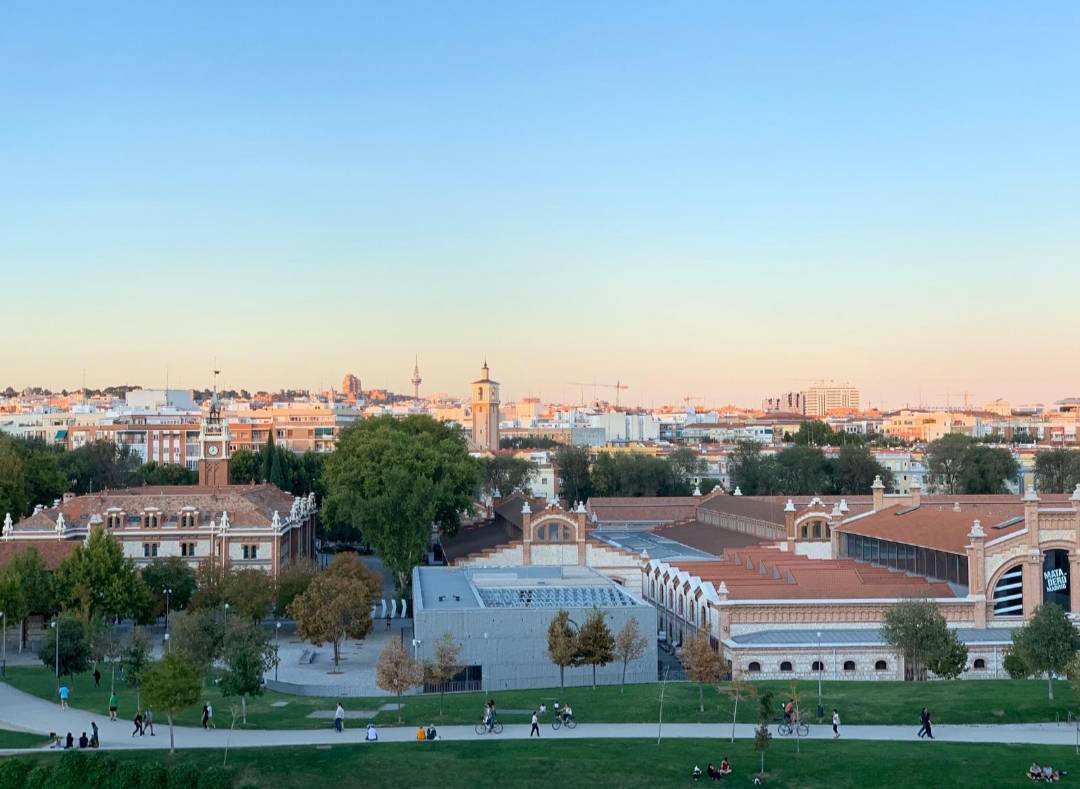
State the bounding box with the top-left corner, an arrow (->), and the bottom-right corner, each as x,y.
414,565 -> 646,611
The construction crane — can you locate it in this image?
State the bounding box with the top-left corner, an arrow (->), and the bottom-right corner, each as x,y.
568,380 -> 629,408
938,391 -> 974,410
682,395 -> 703,409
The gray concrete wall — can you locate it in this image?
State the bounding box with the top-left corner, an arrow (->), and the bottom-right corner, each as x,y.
415,604 -> 658,692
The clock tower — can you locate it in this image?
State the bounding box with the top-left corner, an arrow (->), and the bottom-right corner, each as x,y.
198,381 -> 231,487
471,360 -> 500,452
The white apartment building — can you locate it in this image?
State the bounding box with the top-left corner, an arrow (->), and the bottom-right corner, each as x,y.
803,381 -> 860,417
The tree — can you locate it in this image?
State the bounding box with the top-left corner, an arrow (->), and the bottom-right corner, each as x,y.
881,599 -> 968,681
423,632 -> 463,716
591,452 -> 675,497
170,608 -> 225,676
375,639 -> 423,722
224,569 -> 275,624
274,560 -> 316,614
58,440 -> 139,494
833,445 -> 894,494
261,434 -> 275,484
229,449 -> 261,485
680,627 -> 726,712
141,557 -> 198,619
121,627 -> 152,710
190,559 -> 227,611
287,572 -> 374,672
54,528 -> 152,623
322,416 -> 480,592
0,437 -> 29,519
39,614 -> 92,679
612,617 -> 648,692
773,446 -> 831,495
667,449 -> 705,495
0,568 -> 28,653
553,445 -> 593,504
754,689 -> 775,778
219,621 -> 277,723
547,609 -> 581,691
1010,603 -> 1078,700
577,609 -> 615,689
1035,449 -> 1080,494
729,441 -> 779,496
719,680 -> 757,743
926,434 -> 974,494
958,444 -> 1019,494
791,420 -> 860,447
478,455 -> 536,498
134,462 -> 197,486
142,652 -> 202,753
5,547 -> 56,649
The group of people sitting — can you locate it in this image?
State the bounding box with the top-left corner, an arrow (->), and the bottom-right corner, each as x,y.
691,759 -> 732,781
50,722 -> 99,750
415,724 -> 439,741
1029,763 -> 1067,782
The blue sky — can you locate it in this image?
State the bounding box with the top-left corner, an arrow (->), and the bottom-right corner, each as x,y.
2,2 -> 1078,406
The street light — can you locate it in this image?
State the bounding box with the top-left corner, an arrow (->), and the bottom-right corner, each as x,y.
816,630 -> 824,720
411,638 -> 421,661
51,620 -> 59,691
223,602 -> 230,626
163,587 -> 173,631
275,622 -> 282,682
164,633 -> 171,654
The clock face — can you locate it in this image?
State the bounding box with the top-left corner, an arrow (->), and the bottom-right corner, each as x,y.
208,445 -> 219,457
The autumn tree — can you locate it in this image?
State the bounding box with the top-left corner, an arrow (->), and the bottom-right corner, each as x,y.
142,652 -> 202,753
423,632 -> 463,716
612,617 -> 648,692
547,609 -> 581,691
224,569 -> 275,624
375,639 -> 424,722
275,560 -> 317,614
680,626 -> 726,712
287,571 -> 375,672
577,609 -> 615,689
322,416 -> 480,593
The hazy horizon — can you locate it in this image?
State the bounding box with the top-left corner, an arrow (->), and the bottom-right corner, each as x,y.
4,3 -> 1078,406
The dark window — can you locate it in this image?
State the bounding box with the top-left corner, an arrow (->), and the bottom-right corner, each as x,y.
843,660 -> 856,671
992,564 -> 1024,616
780,661 -> 793,672
973,658 -> 986,669
812,660 -> 824,672
748,662 -> 761,673
874,660 -> 887,671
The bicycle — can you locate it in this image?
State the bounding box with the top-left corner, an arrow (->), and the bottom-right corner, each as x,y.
474,719 -> 504,735
775,717 -> 809,737
551,715 -> 577,731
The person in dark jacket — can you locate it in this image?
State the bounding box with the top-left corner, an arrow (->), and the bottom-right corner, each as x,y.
917,707 -> 934,739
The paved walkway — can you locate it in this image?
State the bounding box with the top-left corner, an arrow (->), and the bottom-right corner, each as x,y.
1,682 -> 1077,753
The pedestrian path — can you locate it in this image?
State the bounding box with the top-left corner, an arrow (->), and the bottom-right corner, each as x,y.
1,682 -> 1076,753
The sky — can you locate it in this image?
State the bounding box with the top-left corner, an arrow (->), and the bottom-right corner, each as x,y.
2,2 -> 1078,409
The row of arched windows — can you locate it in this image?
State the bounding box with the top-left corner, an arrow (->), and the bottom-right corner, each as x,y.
746,659 -> 889,673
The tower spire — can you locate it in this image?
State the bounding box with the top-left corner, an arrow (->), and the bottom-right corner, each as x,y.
411,355 -> 422,400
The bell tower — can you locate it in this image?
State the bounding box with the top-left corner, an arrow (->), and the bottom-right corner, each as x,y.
198,370 -> 231,487
471,360 -> 500,452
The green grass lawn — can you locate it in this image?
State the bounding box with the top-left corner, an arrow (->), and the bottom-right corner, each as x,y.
0,729 -> 49,749
4,665 -> 1077,730
2,739 -> 1077,788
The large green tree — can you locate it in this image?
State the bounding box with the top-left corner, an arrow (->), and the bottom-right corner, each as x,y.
224,569 -> 275,624
54,529 -> 152,623
1010,603 -> 1078,700
0,437 -> 29,520
142,652 -> 202,753
959,444 -> 1019,494
141,557 -> 198,619
0,436 -> 67,518
134,462 -> 197,486
39,613 -> 92,680
833,445 -> 894,494
926,434 -> 974,494
5,547 -> 57,648
790,420 -> 862,447
881,599 -> 969,681
58,440 -> 140,494
774,446 -> 831,495
219,621 -> 277,723
229,449 -> 261,485
729,441 -> 779,495
322,416 -> 480,592
667,449 -> 705,495
170,608 -> 226,676
577,609 -> 615,689
553,445 -> 593,504
1035,449 -> 1080,494
478,455 -> 536,497
546,609 -> 581,691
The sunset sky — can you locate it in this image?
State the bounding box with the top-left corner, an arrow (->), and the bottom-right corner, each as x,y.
3,2 -> 1078,408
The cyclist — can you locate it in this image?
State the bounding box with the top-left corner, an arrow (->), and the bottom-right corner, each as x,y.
484,700 -> 497,732
783,699 -> 794,725
561,703 -> 574,724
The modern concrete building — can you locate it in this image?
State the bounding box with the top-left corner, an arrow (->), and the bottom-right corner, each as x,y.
412,564 -> 657,692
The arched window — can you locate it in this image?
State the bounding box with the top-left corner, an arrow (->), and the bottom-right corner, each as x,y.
562,525 -> 572,542
180,510 -> 197,529
874,660 -> 887,671
812,660 -> 824,672
992,564 -> 1024,616
812,522 -> 821,540
780,661 -> 793,672
843,660 -> 856,671
973,658 -> 986,670
701,606 -> 707,627
747,662 -> 761,673
800,525 -> 809,540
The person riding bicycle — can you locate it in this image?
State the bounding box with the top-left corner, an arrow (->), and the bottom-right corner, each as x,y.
783,699 -> 795,725
483,700 -> 497,732
561,703 -> 574,724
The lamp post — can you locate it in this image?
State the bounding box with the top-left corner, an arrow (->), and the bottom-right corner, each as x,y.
816,630 -> 824,720
164,632 -> 171,654
163,587 -> 172,631
51,620 -> 59,692
223,602 -> 230,626
275,622 -> 282,682
411,638 -> 421,661
1,611 -> 6,679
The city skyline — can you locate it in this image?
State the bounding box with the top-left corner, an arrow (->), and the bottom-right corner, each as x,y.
4,3 -> 1079,406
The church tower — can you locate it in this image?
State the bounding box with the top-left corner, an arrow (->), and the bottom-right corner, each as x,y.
471,361 -> 500,452
198,373 -> 231,487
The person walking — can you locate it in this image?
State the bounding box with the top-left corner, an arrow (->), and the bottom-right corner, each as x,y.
89,721 -> 99,748
832,709 -> 840,739
334,702 -> 345,733
93,669 -> 101,688
58,684 -> 70,710
917,706 -> 932,739
144,706 -> 155,736
530,710 -> 540,737
108,692 -> 118,721
132,712 -> 144,737
206,702 -> 215,729
201,703 -> 210,730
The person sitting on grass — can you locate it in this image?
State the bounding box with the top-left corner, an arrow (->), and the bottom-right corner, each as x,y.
49,733 -> 61,749
707,764 -> 720,780
78,732 -> 88,749
426,724 -> 438,741
415,725 -> 426,741
1029,763 -> 1043,781
64,732 -> 73,749
719,758 -> 732,776
365,723 -> 378,742
692,765 -> 702,781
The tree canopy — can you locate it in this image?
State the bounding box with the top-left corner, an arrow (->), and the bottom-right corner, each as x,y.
39,613 -> 92,678
321,416 -> 479,591
1010,603 -> 1078,700
576,609 -> 615,689
478,455 -> 536,497
881,599 -> 968,680
1035,449 -> 1080,494
141,557 -> 198,618
142,652 -> 202,752
287,556 -> 378,671
926,435 -> 1018,494
729,441 -> 894,496
553,446 -> 593,504
54,529 -> 152,623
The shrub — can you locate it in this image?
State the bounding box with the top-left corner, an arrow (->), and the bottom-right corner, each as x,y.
167,763 -> 200,789
198,766 -> 234,789
1003,648 -> 1029,679
138,761 -> 168,788
0,759 -> 31,789
23,765 -> 49,789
